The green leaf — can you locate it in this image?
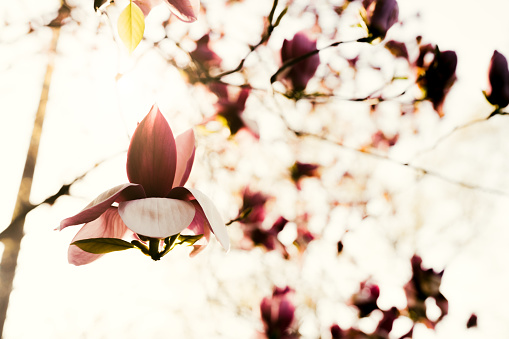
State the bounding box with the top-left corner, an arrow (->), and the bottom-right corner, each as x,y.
117,1 -> 145,53
176,234 -> 203,246
71,238 -> 135,254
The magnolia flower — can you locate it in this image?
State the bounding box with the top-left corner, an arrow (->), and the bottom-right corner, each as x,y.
485,50 -> 509,109
207,83 -> 258,138
280,32 -> 320,92
417,47 -> 457,117
260,287 -> 297,339
237,187 -> 269,224
190,34 -> 222,69
60,105 -> 229,265
133,0 -> 199,22
241,216 -> 288,255
362,0 -> 399,40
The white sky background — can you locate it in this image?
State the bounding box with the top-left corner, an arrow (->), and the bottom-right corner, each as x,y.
2,0 -> 509,338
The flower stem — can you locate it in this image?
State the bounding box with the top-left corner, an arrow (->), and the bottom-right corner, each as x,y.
148,238 -> 161,261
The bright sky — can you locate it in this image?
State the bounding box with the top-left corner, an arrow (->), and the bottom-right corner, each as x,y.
2,0 -> 509,338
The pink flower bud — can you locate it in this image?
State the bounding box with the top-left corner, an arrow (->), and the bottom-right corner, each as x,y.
330,324 -> 343,339
363,0 -> 399,39
466,313 -> 477,328
485,50 -> 509,108
238,187 -> 269,224
260,287 -> 296,338
281,32 -> 320,91
417,48 -> 457,117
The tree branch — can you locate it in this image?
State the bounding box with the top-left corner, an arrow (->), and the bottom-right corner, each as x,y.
270,37 -> 371,84
212,0 -> 286,80
282,119 -> 509,198
0,25 -> 60,338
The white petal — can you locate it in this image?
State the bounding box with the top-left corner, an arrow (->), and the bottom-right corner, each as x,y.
186,188 -> 230,252
118,198 -> 195,238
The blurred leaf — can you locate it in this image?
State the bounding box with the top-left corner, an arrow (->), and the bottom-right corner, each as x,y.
72,238 -> 135,254
177,234 -> 203,246
117,1 -> 145,53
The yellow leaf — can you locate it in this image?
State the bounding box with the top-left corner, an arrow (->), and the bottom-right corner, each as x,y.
117,1 -> 145,53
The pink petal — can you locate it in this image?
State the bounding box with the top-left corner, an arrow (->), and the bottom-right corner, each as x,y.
133,0 -> 163,16
277,299 -> 296,330
59,183 -> 145,231
118,197 -> 196,238
236,87 -> 250,110
174,129 -> 195,187
209,83 -> 228,100
164,0 -> 199,22
168,187 -> 230,251
127,105 -> 177,197
181,201 -> 211,256
281,38 -> 293,63
68,207 -> 130,266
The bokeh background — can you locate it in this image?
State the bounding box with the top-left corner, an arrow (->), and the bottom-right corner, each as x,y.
2,0 -> 509,338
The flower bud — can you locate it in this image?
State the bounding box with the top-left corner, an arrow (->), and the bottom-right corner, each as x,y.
260,287 -> 296,338
363,0 -> 399,40
417,48 -> 457,117
485,50 -> 509,108
238,187 -> 269,224
281,32 -> 320,91
466,313 -> 478,328
330,324 -> 343,339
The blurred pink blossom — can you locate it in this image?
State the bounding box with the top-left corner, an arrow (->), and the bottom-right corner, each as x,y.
134,0 -> 199,22
190,34 -> 222,69
352,281 -> 380,317
280,32 -> 320,91
260,286 -> 297,339
208,83 -> 258,138
362,0 -> 399,39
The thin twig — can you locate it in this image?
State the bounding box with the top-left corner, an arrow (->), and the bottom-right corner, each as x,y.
410,109 -> 509,161
0,154 -> 117,240
212,0 -> 286,80
270,37 -> 371,84
282,121 -> 509,198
